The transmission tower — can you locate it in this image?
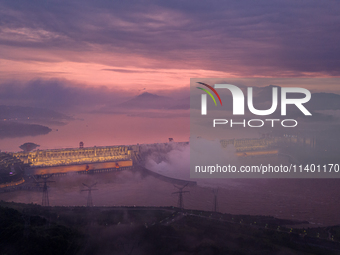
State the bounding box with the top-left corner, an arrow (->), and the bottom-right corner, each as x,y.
34,175 -> 55,206
212,188 -> 219,212
82,182 -> 98,207
172,183 -> 190,209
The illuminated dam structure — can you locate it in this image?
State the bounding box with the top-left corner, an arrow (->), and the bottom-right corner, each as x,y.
13,145 -> 137,167
220,136 -> 316,157
10,143 -> 196,186
220,137 -> 284,153
12,145 -> 139,176
8,137 -> 316,177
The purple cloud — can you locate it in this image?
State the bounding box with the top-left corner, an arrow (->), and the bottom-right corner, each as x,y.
0,0 -> 339,76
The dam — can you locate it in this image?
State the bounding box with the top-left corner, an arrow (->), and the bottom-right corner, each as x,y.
13,145 -> 137,167
4,135 -> 316,178
220,135 -> 316,157
9,135 -> 316,174
6,142 -> 196,186
10,144 -> 137,176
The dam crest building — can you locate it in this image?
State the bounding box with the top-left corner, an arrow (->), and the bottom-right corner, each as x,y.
13,145 -> 137,167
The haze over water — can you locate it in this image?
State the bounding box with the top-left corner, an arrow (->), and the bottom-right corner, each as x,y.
0,113 -> 190,152
1,111 -> 340,227
1,170 -> 340,227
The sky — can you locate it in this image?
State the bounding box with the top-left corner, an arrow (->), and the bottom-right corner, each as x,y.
0,0 -> 340,97
1,0 -> 340,151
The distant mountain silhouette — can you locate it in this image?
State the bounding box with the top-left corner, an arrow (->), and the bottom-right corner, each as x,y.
117,92 -> 175,109
253,85 -> 281,101
305,92 -> 340,110
251,86 -> 340,111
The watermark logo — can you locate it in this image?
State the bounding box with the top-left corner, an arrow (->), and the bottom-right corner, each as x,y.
196,82 -> 223,115
197,82 -> 312,128
199,83 -> 312,116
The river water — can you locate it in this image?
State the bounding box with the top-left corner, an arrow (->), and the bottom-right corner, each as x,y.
1,113 -> 339,226
1,169 -> 339,227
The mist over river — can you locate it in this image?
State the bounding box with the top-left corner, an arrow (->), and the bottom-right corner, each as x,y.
1,169 -> 340,227
1,113 -> 340,227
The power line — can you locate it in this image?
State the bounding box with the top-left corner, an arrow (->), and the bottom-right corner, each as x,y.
172,183 -> 190,209
34,175 -> 55,206
81,182 -> 98,207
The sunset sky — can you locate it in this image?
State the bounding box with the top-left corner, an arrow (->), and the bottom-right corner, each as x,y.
0,0 -> 339,96
1,0 -> 340,152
